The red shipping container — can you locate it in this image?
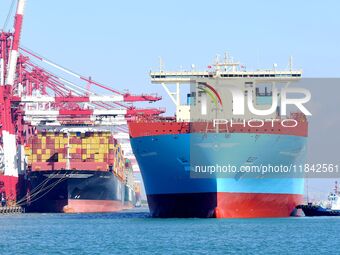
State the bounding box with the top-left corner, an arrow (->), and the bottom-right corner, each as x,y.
32,138 -> 40,144
46,144 -> 54,149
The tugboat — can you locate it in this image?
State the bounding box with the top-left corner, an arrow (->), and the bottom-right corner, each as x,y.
297,181 -> 340,216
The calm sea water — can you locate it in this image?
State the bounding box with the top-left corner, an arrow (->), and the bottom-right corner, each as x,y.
0,207 -> 338,255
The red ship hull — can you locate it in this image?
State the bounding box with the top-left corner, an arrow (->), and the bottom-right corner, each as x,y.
215,192 -> 303,218
63,199 -> 126,213
147,192 -> 302,218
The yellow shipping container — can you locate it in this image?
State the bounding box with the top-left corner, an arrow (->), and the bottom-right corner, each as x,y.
94,143 -> 100,148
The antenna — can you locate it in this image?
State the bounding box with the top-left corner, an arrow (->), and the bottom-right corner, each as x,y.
335,181 -> 338,194
289,56 -> 293,71
224,52 -> 228,71
215,54 -> 220,71
273,63 -> 277,72
159,57 -> 164,72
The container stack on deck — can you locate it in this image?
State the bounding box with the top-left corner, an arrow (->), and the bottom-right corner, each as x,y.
25,131 -> 125,180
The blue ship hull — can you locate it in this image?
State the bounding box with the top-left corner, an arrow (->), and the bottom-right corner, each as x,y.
131,133 -> 306,218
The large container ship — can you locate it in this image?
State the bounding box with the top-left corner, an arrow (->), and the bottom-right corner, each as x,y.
25,129 -> 135,213
128,55 -> 308,218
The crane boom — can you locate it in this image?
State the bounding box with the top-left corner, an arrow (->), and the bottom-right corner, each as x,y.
6,0 -> 26,87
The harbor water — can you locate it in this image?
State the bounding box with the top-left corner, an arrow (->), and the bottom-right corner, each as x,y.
0,208 -> 338,255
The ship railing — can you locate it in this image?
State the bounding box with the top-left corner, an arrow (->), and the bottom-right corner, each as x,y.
132,112 -> 307,124
204,121 -> 229,134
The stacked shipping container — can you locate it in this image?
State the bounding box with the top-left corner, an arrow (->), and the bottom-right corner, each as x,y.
24,131 -> 126,180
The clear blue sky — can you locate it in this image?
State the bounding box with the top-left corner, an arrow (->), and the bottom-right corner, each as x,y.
1,0 -> 339,86
1,0 -> 340,198
1,0 -> 336,112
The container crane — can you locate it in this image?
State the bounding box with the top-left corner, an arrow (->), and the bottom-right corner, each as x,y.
0,0 -> 165,203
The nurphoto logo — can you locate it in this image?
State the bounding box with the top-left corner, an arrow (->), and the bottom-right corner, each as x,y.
199,82 -> 312,117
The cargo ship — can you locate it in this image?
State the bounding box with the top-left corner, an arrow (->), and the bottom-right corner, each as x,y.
24,128 -> 136,213
128,55 -> 308,218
